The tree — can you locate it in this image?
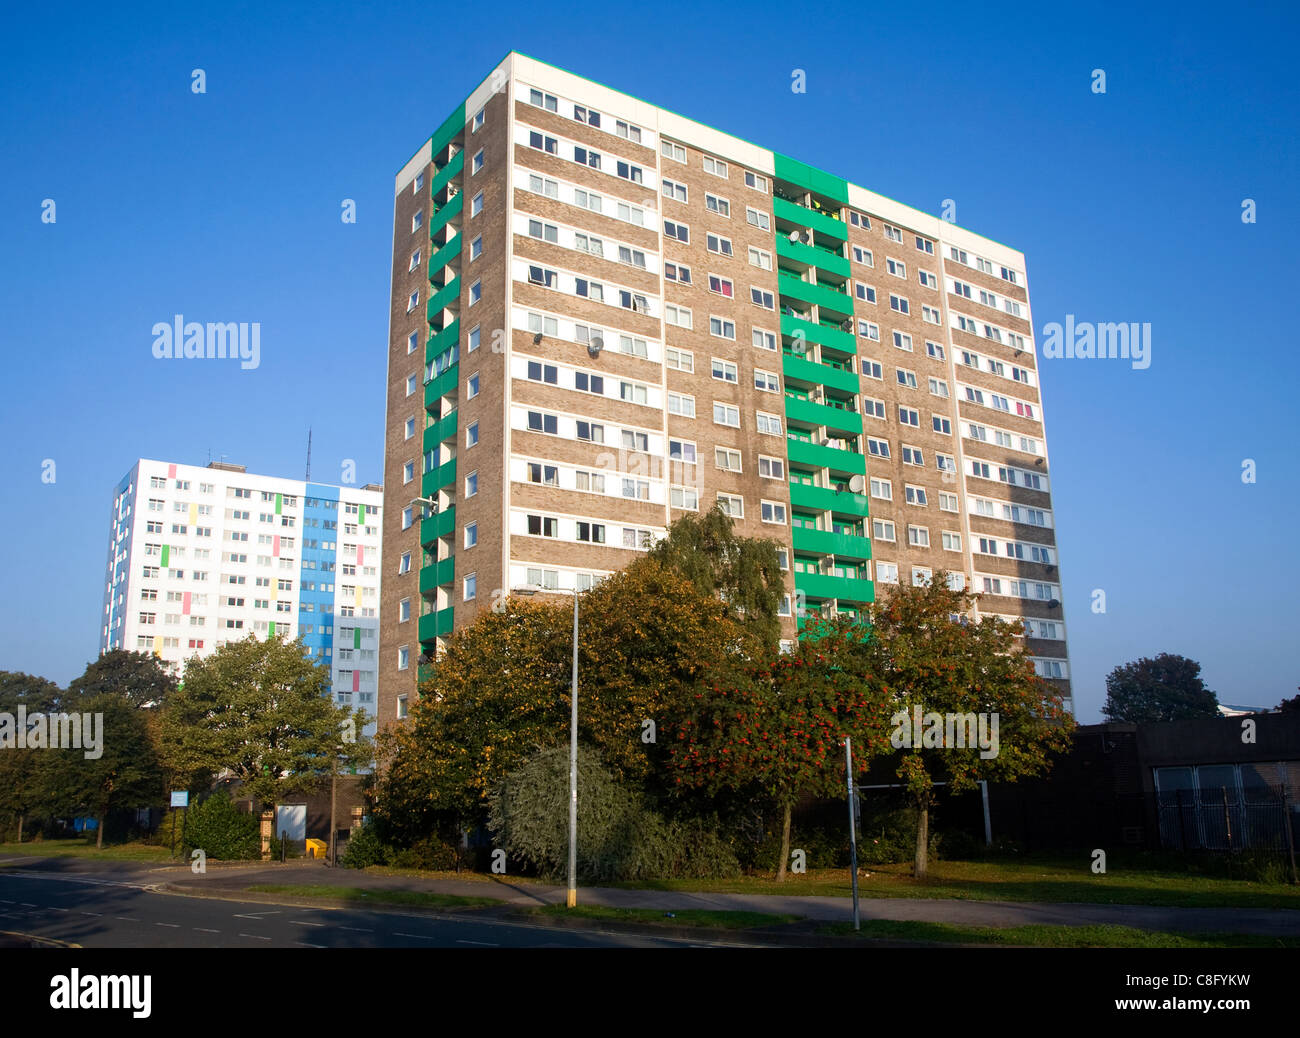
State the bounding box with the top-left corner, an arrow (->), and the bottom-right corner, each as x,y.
0,671 -> 63,842
67,650 -> 177,710
866,573 -> 1074,877
1276,688 -> 1300,713
1102,653 -> 1219,724
159,634 -> 371,810
372,557 -> 747,843
647,504 -> 785,652
666,619 -> 894,880
45,694 -> 162,849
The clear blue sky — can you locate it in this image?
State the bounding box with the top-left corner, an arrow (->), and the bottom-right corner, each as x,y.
1,1 -> 1296,720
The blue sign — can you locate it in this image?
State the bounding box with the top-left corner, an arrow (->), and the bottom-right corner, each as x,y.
170,791 -> 189,808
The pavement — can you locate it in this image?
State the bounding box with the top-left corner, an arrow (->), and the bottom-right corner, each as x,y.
3,852 -> 1298,941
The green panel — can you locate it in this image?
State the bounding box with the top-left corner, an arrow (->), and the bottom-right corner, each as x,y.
781,313 -> 856,353
275,493 -> 282,515
784,395 -> 863,435
430,103 -> 467,159
773,196 -> 848,241
417,662 -> 433,685
782,353 -> 860,395
424,363 -> 459,410
354,626 -> 361,650
429,190 -> 463,240
358,504 -> 365,526
789,482 -> 870,516
792,526 -> 872,561
795,571 -> 875,604
268,621 -> 275,638
419,565 -> 441,594
420,505 -> 455,546
417,606 -> 455,644
778,273 -> 852,316
774,153 -> 850,204
421,457 -> 457,498
423,410 -> 458,453
425,320 -> 459,364
776,236 -> 850,278
429,148 -> 464,199
417,556 -> 454,593
426,277 -> 460,322
427,237 -> 461,280
160,544 -> 169,568
785,437 -> 866,475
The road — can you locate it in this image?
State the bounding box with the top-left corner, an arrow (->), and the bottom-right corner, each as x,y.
0,868 -> 758,949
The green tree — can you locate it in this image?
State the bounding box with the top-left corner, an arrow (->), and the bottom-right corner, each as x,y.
647,504 -> 785,652
667,620 -> 894,880
866,573 -> 1074,877
0,671 -> 63,842
181,790 -> 260,860
159,634 -> 371,810
1102,653 -> 1219,724
1278,688 -> 1300,712
67,649 -> 178,709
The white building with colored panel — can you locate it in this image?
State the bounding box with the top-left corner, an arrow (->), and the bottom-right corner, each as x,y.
100,459 -> 383,722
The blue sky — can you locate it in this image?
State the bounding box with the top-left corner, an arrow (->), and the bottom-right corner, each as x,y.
1,1 -> 1296,720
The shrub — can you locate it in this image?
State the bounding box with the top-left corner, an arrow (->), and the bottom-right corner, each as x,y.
340,820 -> 390,869
182,791 -> 260,861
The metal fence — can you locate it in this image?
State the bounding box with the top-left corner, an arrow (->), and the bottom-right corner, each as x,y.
1156,783 -> 1298,853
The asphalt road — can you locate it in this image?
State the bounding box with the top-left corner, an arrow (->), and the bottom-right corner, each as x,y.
0,869 -> 758,949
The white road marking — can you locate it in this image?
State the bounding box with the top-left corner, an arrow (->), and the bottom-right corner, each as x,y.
394,932 -> 436,940
340,926 -> 372,933
290,920 -> 326,927
79,912 -> 102,917
114,917 -> 139,922
455,939 -> 499,947
238,933 -> 272,941
295,941 -> 325,948
193,928 -> 220,934
155,922 -> 180,928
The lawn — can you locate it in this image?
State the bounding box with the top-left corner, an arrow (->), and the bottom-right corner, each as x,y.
527,905 -> 799,930
244,884 -> 502,910
613,854 -> 1300,910
819,919 -> 1300,948
0,839 -> 173,863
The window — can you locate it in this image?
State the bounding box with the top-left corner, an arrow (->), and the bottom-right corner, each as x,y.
752,328 -> 777,352
666,346 -> 694,372
573,145 -> 601,170
876,562 -> 898,584
462,573 -> 477,601
898,406 -> 920,427
709,317 -> 736,340
574,371 -> 604,395
919,270 -> 937,289
756,411 -> 782,436
715,447 -> 742,471
706,233 -> 733,256
905,485 -> 928,506
908,525 -> 930,548
528,130 -> 557,155
754,368 -> 779,393
929,377 -> 949,397
867,437 -> 890,459
670,486 -> 699,510
893,331 -> 913,352
746,207 -> 770,230
617,245 -> 646,269
703,156 -> 728,178
748,246 -> 773,270
887,258 -> 906,279
526,360 -> 558,385
883,224 -> 902,243
712,358 -> 738,383
751,287 -> 775,309
526,514 -> 559,538
926,340 -> 946,361
716,492 -> 743,517
409,249 -> 421,272
902,445 -> 925,466
664,219 -> 689,244
472,148 -> 484,174
614,119 -> 642,143
412,211 -> 423,232
619,380 -> 648,405
404,417 -> 416,439
661,139 -> 687,163
896,369 -> 918,389
745,171 -> 768,191
870,478 -> 892,501
528,174 -> 559,199
855,282 -> 877,304
889,294 -> 910,314
403,461 -> 415,484
915,235 -> 934,254
911,566 -> 932,587
873,519 -> 896,542
464,471 -> 478,497
713,402 -> 740,427
471,191 -> 483,217
758,455 -> 785,479
665,262 -> 692,285
708,274 -> 734,298
671,439 -> 698,463
705,193 -> 730,217
527,265 -> 556,288
463,522 -> 477,549
853,245 -> 873,266
527,463 -> 559,486
933,415 -> 952,435
407,291 -> 419,313
573,104 -> 599,126
468,279 -> 481,305
621,476 -> 650,498
466,372 -> 480,398
405,373 -> 418,396
864,396 -> 886,419
529,88 -> 558,111
858,320 -> 880,341
616,160 -> 644,183
576,522 -> 606,544
661,177 -> 688,203
466,421 -> 479,447
576,420 -> 602,442
667,392 -> 695,417
665,304 -> 693,329
761,501 -> 787,524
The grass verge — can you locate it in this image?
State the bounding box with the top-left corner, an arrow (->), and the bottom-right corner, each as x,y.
528,905 -> 799,930
819,919 -> 1300,948
244,883 -> 502,910
0,839 -> 172,863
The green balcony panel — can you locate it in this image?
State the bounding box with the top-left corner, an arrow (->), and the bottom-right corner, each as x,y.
795,571 -> 875,605
776,236 -> 850,278
418,555 -> 455,593
786,437 -> 866,476
417,662 -> 433,685
774,153 -> 850,204
792,526 -> 872,561
426,277 -> 460,322
422,410 -> 458,454
419,505 -> 455,547
773,196 -> 848,241
429,148 -> 464,199
784,395 -> 863,435
429,104 -> 467,161
781,313 -> 856,354
789,482 -> 870,516
425,320 -> 459,364
427,238 -> 461,281
418,606 -> 455,645
778,273 -> 852,317
429,190 -> 463,240
424,363 -> 459,410
418,565 -> 439,595
421,457 -> 457,498
782,352 -> 860,395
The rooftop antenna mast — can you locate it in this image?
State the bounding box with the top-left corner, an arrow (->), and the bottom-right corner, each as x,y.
305,427 -> 312,482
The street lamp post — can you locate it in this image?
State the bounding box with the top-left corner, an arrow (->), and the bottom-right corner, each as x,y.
513,583 -> 579,908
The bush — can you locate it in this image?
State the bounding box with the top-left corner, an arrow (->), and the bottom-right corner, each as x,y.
182,791 -> 260,861
340,820 -> 390,868
488,746 -> 740,882
389,836 -> 463,871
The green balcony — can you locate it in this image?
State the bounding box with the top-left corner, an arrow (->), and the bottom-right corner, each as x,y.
774,153 -> 850,204
424,363 -> 459,409
784,395 -> 863,435
789,482 -> 869,516
429,190 -> 463,240
773,196 -> 848,241
430,103 -> 466,159
421,457 -> 456,498
782,352 -> 860,395
781,313 -> 856,354
423,410 -> 458,453
427,237 -> 461,281
418,607 -> 455,644
425,320 -> 459,365
426,277 -> 460,322
419,555 -> 455,593
778,273 -> 852,317
795,571 -> 875,604
793,526 -> 872,561
417,662 -> 433,686
429,148 -> 464,200
786,437 -> 865,476
776,236 -> 850,278
419,505 -> 455,546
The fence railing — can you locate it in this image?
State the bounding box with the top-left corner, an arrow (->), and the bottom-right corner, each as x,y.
1156,783 -> 1298,853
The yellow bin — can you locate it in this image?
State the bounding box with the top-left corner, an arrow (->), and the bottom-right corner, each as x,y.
305,838 -> 327,859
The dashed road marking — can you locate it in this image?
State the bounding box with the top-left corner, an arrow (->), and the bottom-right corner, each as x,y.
295,941 -> 325,949
394,932 -> 436,940
194,928 -> 220,934
155,923 -> 180,928
456,939 -> 499,947
340,926 -> 372,933
290,920 -> 326,927
238,933 -> 271,941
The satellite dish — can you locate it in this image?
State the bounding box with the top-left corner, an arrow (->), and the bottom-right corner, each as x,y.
533,332 -> 543,345
848,474 -> 865,494
800,231 -> 810,244
587,336 -> 604,358
788,230 -> 801,243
